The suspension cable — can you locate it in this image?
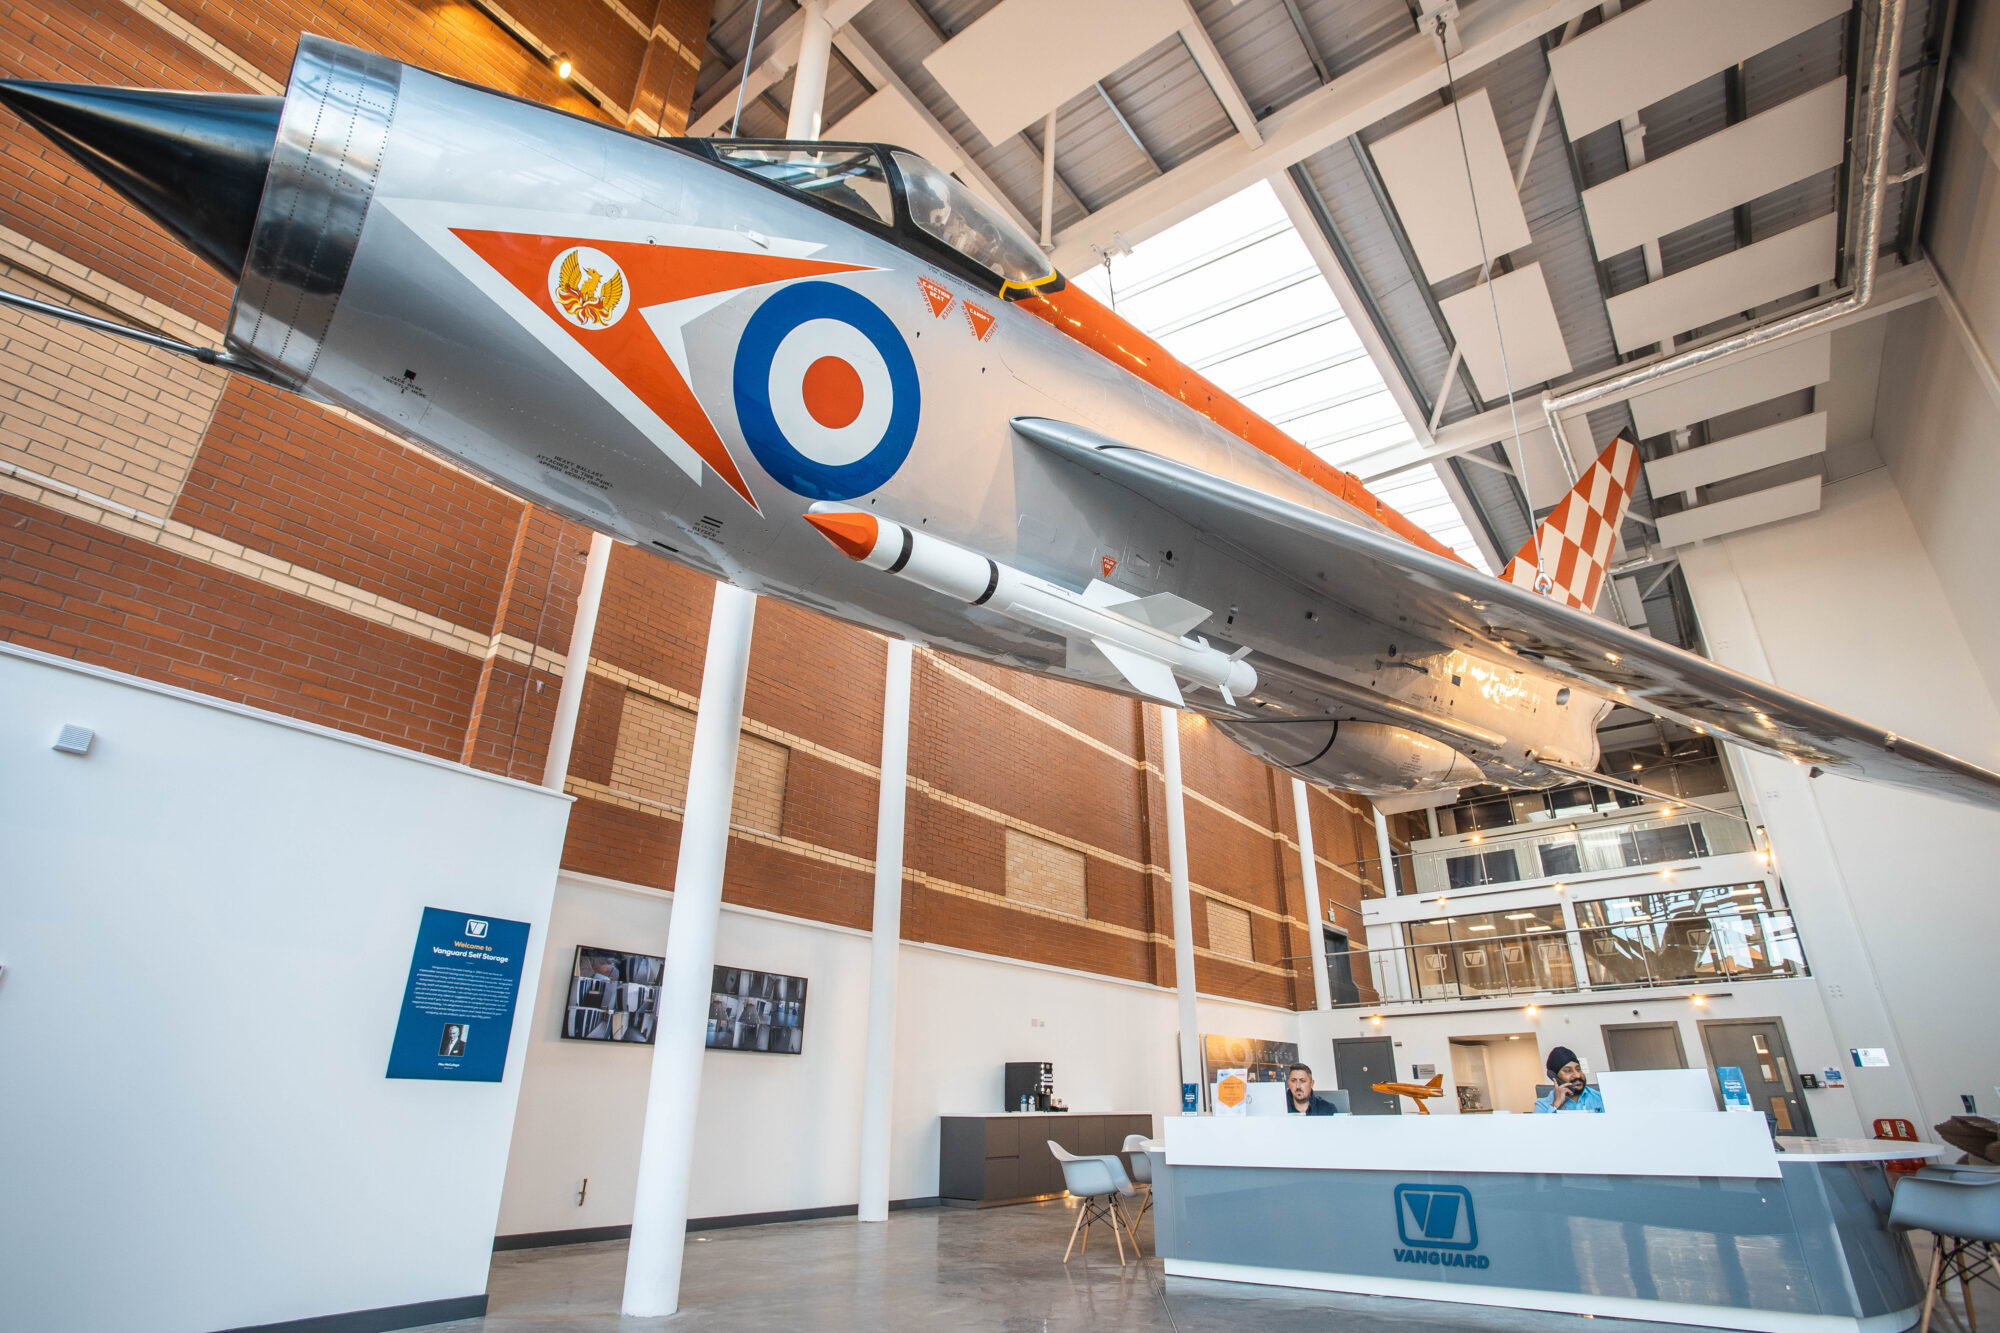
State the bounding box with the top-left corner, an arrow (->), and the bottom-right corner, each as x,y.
1439,15 -> 1547,587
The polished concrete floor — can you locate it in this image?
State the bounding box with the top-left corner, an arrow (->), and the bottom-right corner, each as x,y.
409,1197 -> 1973,1331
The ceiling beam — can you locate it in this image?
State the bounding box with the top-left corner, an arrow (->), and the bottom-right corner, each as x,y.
1176,0 -> 1262,147
1048,0 -> 1601,272
690,0 -> 876,136
1361,259 -> 1941,482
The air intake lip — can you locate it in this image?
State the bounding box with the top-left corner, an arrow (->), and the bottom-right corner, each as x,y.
0,81 -> 281,280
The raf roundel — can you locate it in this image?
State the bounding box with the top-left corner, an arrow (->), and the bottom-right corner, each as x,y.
732,281 -> 921,501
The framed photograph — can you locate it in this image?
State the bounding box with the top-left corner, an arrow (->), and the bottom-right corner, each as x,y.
562,946 -> 664,1045
704,965 -> 808,1054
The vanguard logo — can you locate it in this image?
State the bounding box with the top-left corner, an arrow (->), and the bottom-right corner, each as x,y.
1392,1184 -> 1490,1269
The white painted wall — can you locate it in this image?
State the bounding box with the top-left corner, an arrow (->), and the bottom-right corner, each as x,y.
1678,472 -> 2000,1135
0,645 -> 572,1333
496,871 -> 1298,1235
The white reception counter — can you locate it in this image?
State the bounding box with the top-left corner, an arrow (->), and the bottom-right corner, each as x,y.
1150,1114 -> 1931,1332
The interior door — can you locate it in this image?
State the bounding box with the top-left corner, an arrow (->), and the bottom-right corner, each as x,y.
1603,1022 -> 1689,1070
1700,1018 -> 1815,1135
1332,1036 -> 1401,1115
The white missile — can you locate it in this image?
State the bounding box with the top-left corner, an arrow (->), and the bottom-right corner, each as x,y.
804,503 -> 1256,708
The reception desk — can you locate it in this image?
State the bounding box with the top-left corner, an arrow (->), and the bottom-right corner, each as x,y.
1151,1116 -> 1938,1332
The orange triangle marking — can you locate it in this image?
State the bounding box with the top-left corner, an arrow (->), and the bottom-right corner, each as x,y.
453,229 -> 868,512
1101,555 -> 1118,578
917,275 -> 955,318
963,301 -> 996,342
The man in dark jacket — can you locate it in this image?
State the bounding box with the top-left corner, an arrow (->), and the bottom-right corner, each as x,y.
1286,1063 -> 1342,1115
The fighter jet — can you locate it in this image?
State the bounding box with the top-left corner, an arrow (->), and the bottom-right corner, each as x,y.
4,35 -> 1998,809
1371,1072 -> 1447,1115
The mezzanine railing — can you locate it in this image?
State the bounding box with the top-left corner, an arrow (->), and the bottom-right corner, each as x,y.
1332,909 -> 1807,1009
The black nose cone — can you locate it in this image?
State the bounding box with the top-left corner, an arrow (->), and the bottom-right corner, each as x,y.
0,81 -> 281,281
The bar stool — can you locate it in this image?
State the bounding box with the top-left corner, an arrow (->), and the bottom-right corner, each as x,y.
1049,1141 -> 1141,1265
1121,1133 -> 1154,1228
1888,1167 -> 2000,1331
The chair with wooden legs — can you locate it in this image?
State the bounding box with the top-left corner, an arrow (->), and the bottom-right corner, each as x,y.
1049,1142 -> 1141,1265
1888,1167 -> 2000,1331
1121,1133 -> 1155,1230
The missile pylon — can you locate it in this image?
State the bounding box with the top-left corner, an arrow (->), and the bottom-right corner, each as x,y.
804,504 -> 1256,708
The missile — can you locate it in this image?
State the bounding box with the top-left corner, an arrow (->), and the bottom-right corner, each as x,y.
804,504 -> 1256,708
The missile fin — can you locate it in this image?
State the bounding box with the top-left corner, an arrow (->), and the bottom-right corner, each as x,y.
1122,592 -> 1211,637
1090,637 -> 1185,706
1080,578 -> 1138,609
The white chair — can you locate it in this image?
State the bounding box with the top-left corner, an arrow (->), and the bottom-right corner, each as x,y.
1888,1167 -> 2000,1331
1121,1133 -> 1154,1228
1049,1141 -> 1141,1264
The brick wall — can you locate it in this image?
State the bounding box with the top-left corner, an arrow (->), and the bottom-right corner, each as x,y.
0,0 -> 1378,1012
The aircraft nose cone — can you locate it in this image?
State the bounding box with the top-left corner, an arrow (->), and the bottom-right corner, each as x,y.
804,509 -> 881,561
0,81 -> 281,280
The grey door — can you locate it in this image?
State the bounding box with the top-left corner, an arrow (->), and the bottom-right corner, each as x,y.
1603,1022 -> 1688,1070
1700,1017 -> 1815,1136
1332,1037 -> 1401,1115
1324,928 -> 1361,1005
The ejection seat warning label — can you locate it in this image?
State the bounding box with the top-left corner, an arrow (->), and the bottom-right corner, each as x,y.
386,907 -> 530,1082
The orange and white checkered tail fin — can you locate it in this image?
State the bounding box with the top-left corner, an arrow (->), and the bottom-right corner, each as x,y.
1499,435 -> 1642,613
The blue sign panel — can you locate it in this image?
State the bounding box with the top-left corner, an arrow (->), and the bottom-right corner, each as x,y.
387,907 -> 530,1082
1717,1065 -> 1753,1111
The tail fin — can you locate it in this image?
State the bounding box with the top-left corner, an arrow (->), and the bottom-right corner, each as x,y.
1426,1073 -> 1444,1091
1500,435 -> 1641,613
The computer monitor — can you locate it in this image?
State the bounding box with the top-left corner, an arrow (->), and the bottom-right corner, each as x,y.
1598,1069 -> 1717,1112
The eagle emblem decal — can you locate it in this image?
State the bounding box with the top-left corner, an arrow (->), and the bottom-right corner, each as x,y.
548,245 -> 627,329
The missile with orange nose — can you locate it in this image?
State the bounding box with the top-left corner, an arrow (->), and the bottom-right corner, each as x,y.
804,503 -> 1256,707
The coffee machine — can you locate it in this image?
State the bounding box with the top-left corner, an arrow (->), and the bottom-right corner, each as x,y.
1004,1061 -> 1054,1113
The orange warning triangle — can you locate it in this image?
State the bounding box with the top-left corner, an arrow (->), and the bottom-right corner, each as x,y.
917,275 -> 955,318
1100,555 -> 1118,578
963,301 -> 996,342
452,229 -> 866,512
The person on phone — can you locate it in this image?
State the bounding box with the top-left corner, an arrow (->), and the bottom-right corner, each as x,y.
1534,1046 -> 1603,1113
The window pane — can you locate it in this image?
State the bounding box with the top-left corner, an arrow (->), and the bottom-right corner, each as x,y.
894,151 -> 1051,286
713,145 -> 893,225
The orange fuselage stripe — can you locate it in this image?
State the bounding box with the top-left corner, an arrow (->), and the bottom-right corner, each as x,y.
1019,284 -> 1468,566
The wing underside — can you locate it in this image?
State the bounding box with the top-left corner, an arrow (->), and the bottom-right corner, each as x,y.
1014,416 -> 2000,812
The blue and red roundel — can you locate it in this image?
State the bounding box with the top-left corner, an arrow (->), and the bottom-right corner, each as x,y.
732,281 -> 921,501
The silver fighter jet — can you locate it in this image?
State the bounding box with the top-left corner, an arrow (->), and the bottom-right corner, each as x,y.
5,35 -> 1997,809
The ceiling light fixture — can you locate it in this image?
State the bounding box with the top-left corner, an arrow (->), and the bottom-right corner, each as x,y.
554,52 -> 574,80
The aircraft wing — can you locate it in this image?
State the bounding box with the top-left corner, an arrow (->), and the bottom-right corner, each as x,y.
1015,417 -> 2000,811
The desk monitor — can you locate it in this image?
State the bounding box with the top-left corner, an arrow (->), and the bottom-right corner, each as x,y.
1248,1086 -> 1350,1115
1598,1068 -> 1718,1113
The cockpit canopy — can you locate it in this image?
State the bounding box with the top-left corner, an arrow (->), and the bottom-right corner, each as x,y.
680,138 -> 1063,300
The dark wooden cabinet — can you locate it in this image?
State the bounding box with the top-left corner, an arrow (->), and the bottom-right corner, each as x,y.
939,1113 -> 1154,1206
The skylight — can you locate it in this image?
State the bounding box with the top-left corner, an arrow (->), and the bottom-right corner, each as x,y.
1072,181 -> 1491,570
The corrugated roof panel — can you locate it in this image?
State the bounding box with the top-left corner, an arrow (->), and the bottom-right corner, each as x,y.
1194,0 -> 1321,118
1101,36 -> 1237,173
1299,0 -> 1415,79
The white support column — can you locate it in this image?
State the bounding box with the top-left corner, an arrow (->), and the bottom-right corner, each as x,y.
541,531 -> 614,792
856,638 -> 912,1223
786,0 -> 833,140
1371,808 -> 1399,897
1039,108 -> 1058,249
621,582 -> 758,1317
1159,706 -> 1201,1107
1291,779 -> 1331,1012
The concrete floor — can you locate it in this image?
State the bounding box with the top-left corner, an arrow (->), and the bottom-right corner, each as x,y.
408,1198 -> 1981,1332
